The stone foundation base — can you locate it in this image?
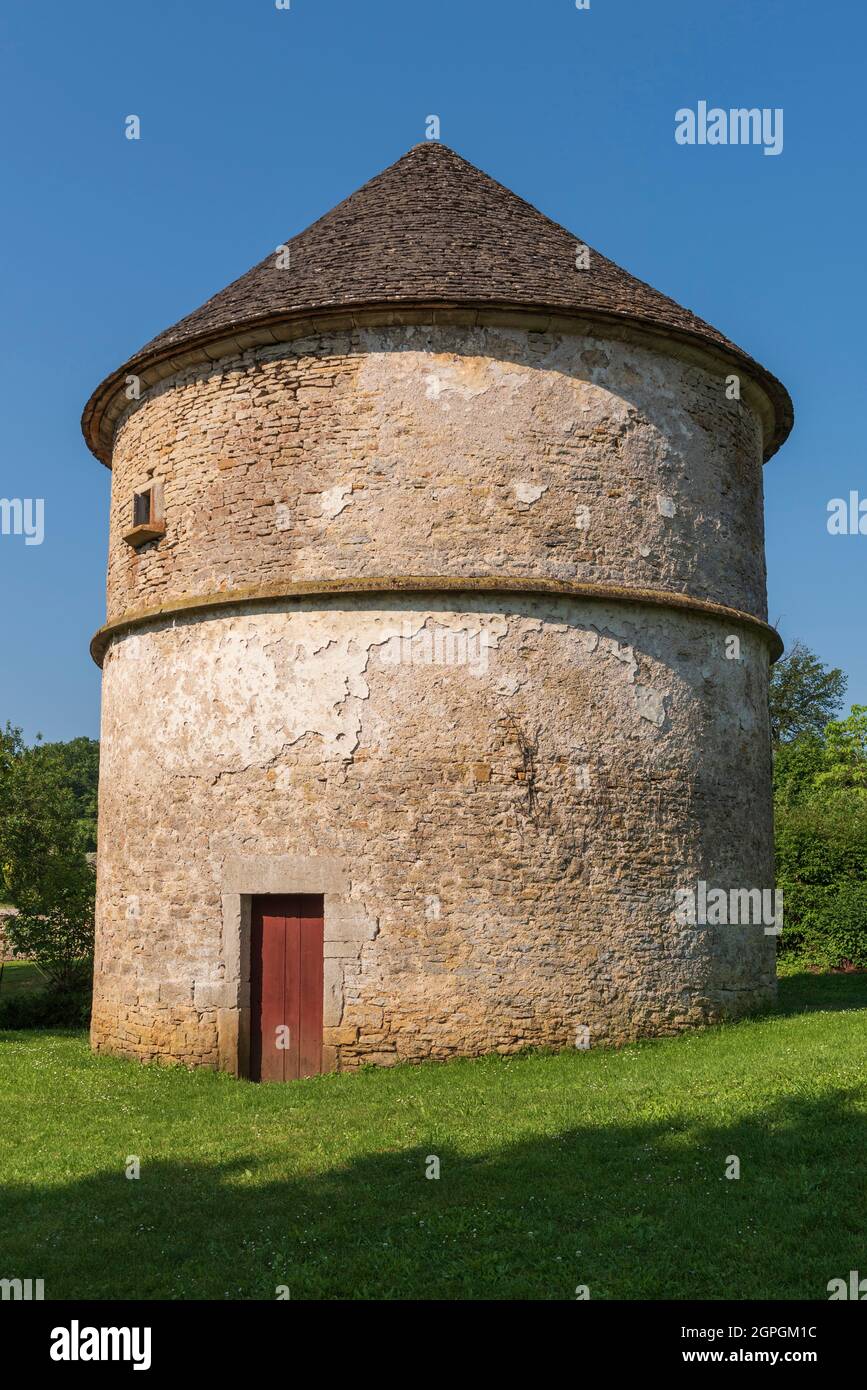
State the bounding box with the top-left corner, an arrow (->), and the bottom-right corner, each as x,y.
90,1003 -> 220,1069
89,982 -> 777,1075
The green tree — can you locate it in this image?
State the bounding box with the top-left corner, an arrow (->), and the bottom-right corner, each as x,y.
769,640 -> 847,746
0,723 -> 95,990
776,794 -> 867,969
815,705 -> 867,799
773,731 -> 826,809
774,701 -> 867,969
32,735 -> 99,851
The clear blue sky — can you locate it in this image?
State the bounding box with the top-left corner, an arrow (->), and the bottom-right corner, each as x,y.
1,0 -> 864,742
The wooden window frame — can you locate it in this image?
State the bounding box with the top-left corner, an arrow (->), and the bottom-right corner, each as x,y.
123,480 -> 166,548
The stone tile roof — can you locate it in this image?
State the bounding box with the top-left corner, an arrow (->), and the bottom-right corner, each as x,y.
83,142 -> 793,461
139,143 -> 741,354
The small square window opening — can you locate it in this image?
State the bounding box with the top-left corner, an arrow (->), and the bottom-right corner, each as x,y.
123,481 -> 165,548
133,490 -> 153,527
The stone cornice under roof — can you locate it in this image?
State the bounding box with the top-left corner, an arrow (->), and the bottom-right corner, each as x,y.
81,142 -> 794,466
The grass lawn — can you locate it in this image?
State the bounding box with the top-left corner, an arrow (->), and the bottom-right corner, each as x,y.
0,961 -> 44,996
1,973 -> 865,1301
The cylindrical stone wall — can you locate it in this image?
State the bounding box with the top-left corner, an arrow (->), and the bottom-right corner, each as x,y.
91,320 -> 779,1070
104,323 -> 769,622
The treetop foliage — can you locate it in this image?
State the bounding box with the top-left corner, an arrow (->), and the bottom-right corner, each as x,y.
769,639 -> 847,746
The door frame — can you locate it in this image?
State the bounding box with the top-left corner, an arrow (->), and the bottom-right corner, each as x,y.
217,855 -> 378,1078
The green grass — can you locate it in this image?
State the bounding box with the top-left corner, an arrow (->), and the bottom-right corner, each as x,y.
0,961 -> 43,996
1,974 -> 865,1301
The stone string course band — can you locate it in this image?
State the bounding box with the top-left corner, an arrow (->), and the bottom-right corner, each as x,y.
90,576 -> 783,668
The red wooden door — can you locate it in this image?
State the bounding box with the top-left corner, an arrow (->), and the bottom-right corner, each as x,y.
250,894 -> 324,1081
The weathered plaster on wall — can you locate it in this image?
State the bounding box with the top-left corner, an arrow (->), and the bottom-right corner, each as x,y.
92,594 -> 775,1070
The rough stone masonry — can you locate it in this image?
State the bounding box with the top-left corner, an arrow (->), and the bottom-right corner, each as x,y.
81,143 -> 793,1073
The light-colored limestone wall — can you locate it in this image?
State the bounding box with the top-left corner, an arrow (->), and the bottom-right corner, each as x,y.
105,325 -> 768,626
91,594 -> 776,1070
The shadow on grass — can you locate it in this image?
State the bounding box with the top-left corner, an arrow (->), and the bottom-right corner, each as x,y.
774,971 -> 867,1017
2,1087 -> 864,1301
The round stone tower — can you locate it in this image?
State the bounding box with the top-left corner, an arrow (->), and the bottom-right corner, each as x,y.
83,142 -> 792,1076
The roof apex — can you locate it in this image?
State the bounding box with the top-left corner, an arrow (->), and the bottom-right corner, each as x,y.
82,141 -> 793,463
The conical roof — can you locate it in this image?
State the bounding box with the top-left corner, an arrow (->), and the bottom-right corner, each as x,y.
83,142 -> 792,462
